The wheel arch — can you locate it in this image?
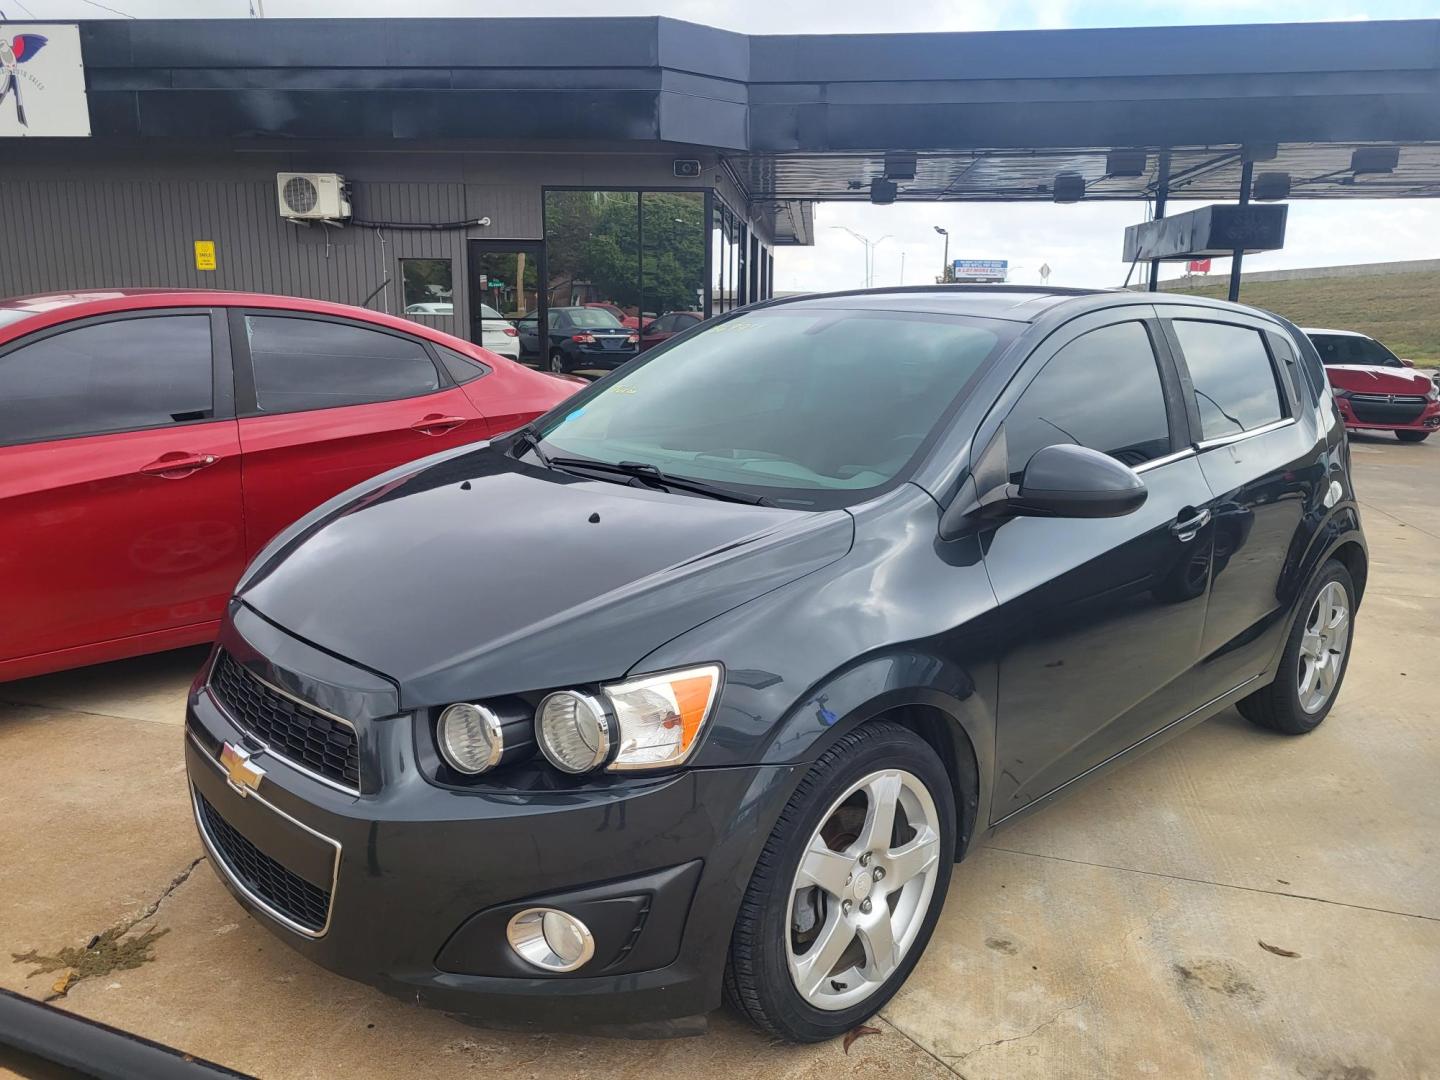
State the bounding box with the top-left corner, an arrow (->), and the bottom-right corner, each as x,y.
1329,537 -> 1368,605
750,651 -> 996,864
863,701 -> 982,863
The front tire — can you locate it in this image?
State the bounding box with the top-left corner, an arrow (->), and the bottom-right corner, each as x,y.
1396,430 -> 1430,443
725,722 -> 956,1043
1237,560 -> 1355,735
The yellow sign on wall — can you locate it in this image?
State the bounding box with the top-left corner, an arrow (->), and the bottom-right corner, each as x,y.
193,240 -> 216,271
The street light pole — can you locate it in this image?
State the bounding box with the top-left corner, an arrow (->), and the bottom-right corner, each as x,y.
934,225 -> 950,283
829,225 -> 892,288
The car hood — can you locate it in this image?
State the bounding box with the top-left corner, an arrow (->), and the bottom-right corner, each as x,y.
237,447 -> 854,706
1326,365 -> 1435,395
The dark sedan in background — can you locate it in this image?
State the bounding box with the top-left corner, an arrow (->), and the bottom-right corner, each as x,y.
516,306 -> 640,374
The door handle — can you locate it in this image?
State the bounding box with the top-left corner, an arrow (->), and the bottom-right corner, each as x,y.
1170,508 -> 1212,542
139,453 -> 219,479
411,415 -> 468,436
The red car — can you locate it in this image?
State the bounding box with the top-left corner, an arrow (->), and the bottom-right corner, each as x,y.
0,289 -> 577,682
639,310 -> 704,351
582,301 -> 650,331
1306,327 -> 1440,442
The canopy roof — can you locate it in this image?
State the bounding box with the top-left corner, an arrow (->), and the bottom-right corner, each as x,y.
47,16 -> 1440,244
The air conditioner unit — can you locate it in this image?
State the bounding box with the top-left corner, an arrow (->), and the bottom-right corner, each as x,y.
277,172 -> 351,221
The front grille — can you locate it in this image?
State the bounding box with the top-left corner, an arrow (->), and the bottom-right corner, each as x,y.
210,651 -> 360,791
1349,395 -> 1425,425
196,790 -> 332,933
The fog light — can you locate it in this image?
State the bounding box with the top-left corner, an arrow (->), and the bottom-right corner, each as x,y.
506,907 -> 595,972
536,691 -> 613,773
437,703 -> 503,774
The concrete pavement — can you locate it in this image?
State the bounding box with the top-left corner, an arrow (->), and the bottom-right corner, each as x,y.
3,437 -> 1437,1079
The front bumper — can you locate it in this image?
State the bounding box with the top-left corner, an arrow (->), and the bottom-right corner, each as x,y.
573,348 -> 637,370
183,632 -> 796,1030
1337,394 -> 1440,432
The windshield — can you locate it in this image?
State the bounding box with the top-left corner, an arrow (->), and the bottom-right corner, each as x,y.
1310,333 -> 1403,368
537,307 -> 1011,507
566,309 -> 624,328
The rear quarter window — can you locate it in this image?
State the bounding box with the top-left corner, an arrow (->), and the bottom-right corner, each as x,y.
1172,320 -> 1286,440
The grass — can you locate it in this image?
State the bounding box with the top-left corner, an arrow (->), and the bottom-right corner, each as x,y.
1159,270 -> 1440,366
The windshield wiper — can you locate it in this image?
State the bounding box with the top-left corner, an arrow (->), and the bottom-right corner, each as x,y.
510,424 -> 551,467
547,456 -> 771,505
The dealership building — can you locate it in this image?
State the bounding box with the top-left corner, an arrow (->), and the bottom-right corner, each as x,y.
2,16 -> 1439,347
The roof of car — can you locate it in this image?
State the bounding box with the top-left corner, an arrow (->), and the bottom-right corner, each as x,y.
1300,327 -> 1372,338
756,284 -> 1274,324
0,288 -> 488,353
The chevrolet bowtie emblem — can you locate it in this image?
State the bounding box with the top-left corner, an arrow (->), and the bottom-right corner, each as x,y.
220,742 -> 265,797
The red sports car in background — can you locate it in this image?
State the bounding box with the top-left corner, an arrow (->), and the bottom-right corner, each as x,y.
1305,327 -> 1440,443
0,289 -> 578,682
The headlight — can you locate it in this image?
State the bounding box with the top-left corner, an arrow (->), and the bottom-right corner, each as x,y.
533,665 -> 722,774
602,664 -> 721,771
437,703 -> 504,774
1427,383 -> 1438,402
536,691 -> 615,773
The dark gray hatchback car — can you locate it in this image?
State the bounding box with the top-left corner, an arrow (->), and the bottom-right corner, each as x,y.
184,286 -> 1364,1042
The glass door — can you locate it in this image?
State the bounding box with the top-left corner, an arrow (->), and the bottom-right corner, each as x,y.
468,241 -> 543,364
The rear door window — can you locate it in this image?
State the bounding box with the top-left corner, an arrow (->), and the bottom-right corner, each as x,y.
1171,320 -> 1285,440
1005,320 -> 1172,481
0,314 -> 213,445
244,315 -> 441,414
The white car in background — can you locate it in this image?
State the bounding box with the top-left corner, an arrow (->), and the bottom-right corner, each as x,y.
405,301 -> 521,361
474,302 -> 521,361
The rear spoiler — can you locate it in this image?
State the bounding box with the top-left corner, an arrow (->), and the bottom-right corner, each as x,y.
0,988 -> 252,1080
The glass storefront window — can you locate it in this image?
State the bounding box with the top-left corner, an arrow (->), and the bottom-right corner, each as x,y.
708,198 -> 745,314
544,190 -> 707,330
400,258 -> 453,315
641,191 -> 706,322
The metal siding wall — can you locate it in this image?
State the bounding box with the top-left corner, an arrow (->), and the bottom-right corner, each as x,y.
0,148 -> 766,336
0,173 -> 473,340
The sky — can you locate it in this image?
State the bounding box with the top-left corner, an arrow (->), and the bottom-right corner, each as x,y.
6,0 -> 1438,291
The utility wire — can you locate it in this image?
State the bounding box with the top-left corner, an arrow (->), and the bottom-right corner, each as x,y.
76,0 -> 138,18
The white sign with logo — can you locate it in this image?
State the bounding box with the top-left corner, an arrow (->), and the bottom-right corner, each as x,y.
0,24 -> 89,137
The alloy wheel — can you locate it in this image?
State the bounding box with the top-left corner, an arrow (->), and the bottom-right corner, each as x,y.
1297,580 -> 1350,713
785,768 -> 942,1011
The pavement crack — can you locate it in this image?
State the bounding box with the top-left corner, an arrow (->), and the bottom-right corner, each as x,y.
12,855 -> 205,1001
946,999 -> 1085,1063
983,846 -> 1439,923
119,855 -> 207,933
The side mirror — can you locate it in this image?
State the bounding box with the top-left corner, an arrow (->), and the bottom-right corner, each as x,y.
940,443 -> 1146,539
1011,443 -> 1148,518
1400,358 -> 1415,368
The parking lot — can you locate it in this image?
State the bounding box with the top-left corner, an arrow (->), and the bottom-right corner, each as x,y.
2,434 -> 1437,1080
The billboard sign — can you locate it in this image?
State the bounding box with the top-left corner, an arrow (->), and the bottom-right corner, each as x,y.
0,24 -> 90,137
952,259 -> 1008,282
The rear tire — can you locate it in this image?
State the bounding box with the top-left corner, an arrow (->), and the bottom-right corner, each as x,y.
725,722 -> 956,1043
1396,430 -> 1430,443
549,349 -> 567,374
1237,560 -> 1355,735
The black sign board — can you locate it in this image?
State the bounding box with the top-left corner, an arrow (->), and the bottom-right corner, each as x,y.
1123,204 -> 1288,262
